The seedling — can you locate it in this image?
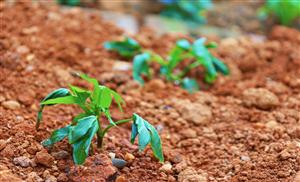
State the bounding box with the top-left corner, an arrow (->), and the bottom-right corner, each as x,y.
104,37 -> 229,93
159,0 -> 212,26
258,0 -> 300,26
36,74 -> 163,165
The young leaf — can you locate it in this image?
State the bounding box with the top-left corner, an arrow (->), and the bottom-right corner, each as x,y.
36,88 -> 71,129
41,95 -> 77,105
72,121 -> 99,165
109,89 -> 125,112
211,57 -> 229,75
176,39 -> 191,50
103,109 -> 115,126
69,115 -> 97,144
98,87 -> 113,109
132,114 -> 164,162
104,37 -> 141,58
133,52 -> 151,85
144,120 -> 164,162
42,125 -> 71,146
181,78 -> 199,93
80,74 -> 100,103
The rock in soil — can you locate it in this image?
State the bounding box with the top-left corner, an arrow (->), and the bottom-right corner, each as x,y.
175,99 -> 212,125
27,172 -> 43,182
13,156 -> 32,167
1,100 -> 21,110
159,162 -> 172,173
178,167 -> 207,182
124,152 -> 135,162
69,154 -> 117,181
112,158 -> 127,169
115,175 -> 127,182
0,139 -> 7,151
0,164 -> 23,182
51,150 -> 69,160
35,150 -> 55,167
242,88 -> 279,110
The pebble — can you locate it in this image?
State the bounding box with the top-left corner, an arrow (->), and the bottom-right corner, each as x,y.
178,167 -> 207,182
0,139 -> 7,151
35,150 -> 55,167
159,162 -> 172,173
27,172 -> 43,182
13,156 -> 32,167
179,100 -> 212,125
240,155 -> 250,161
57,173 -> 68,182
108,152 -> 116,159
51,150 -> 69,160
180,128 -> 197,138
16,45 -> 29,54
242,88 -> 279,110
45,175 -> 57,182
115,175 -> 127,182
2,100 -> 21,110
144,79 -> 166,92
124,152 -> 135,162
112,158 -> 127,169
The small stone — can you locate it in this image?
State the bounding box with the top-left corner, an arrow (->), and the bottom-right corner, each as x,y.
0,139 -> 7,151
278,150 -> 292,160
240,155 -> 250,161
265,120 -> 281,130
178,167 -> 207,182
159,162 -> 172,173
112,158 -> 127,169
124,152 -> 135,162
45,175 -> 57,182
144,79 -> 166,92
177,100 -> 212,125
57,173 -> 68,182
108,152 -> 116,159
115,175 -> 127,182
13,156 -> 32,167
27,172 -> 43,182
242,88 -> 279,110
113,61 -> 132,71
174,160 -> 187,173
180,129 -> 197,138
16,45 -> 29,54
2,100 -> 21,110
51,150 -> 69,160
35,150 -> 55,167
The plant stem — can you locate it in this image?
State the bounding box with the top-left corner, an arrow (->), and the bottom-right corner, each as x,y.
101,118 -> 132,138
96,114 -> 103,148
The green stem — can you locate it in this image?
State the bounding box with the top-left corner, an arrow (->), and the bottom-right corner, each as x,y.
177,61 -> 201,79
96,114 -> 103,148
101,118 -> 132,138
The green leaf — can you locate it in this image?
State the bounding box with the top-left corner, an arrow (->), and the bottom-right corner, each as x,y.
176,39 -> 190,50
144,120 -> 164,162
211,57 -> 229,75
205,42 -> 218,49
73,113 -> 91,124
110,89 -> 125,112
42,125 -> 71,146
41,95 -> 77,105
36,88 -> 71,129
80,74 -> 100,103
69,115 -> 97,144
103,109 -> 115,126
133,52 -> 151,85
104,37 -> 141,58
72,120 -> 99,165
181,78 -> 199,93
98,87 -> 113,109
132,114 -> 164,162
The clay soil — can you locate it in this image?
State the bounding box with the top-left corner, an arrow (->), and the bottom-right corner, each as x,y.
1,2 -> 300,182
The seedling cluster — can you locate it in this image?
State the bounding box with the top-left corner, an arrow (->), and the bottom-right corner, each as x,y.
37,74 -> 163,165
104,37 -> 229,93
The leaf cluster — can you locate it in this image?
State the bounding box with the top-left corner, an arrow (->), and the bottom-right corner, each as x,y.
104,37 -> 229,93
159,0 -> 212,25
37,74 -> 163,164
258,0 -> 300,26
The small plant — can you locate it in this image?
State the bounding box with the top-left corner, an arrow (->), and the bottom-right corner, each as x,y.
159,0 -> 212,26
258,0 -> 300,26
36,74 -> 163,165
104,37 -> 229,93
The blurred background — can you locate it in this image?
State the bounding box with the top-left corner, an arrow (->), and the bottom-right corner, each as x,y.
27,0 -> 300,37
